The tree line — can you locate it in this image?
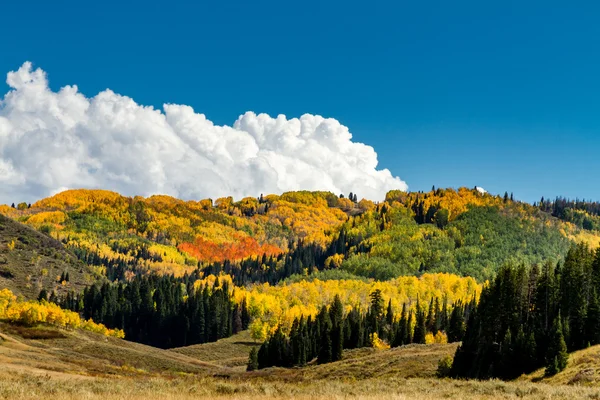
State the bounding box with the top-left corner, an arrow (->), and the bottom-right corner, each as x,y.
452,243 -> 600,379
248,290 -> 473,370
538,196 -> 600,231
55,273 -> 249,349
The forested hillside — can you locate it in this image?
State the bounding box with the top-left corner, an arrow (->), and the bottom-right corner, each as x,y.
1,187 -> 592,287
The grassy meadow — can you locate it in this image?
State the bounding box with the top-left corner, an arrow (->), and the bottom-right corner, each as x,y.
1,324 -> 600,399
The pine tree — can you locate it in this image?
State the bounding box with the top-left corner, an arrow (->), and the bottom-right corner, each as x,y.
37,289 -> 48,302
585,289 -> 600,346
393,303 -> 408,347
317,306 -> 333,364
330,295 -> 344,361
426,297 -> 435,333
318,326 -> 332,364
386,299 -> 394,326
369,289 -> 384,335
385,299 -> 394,340
413,298 -> 427,344
257,341 -> 269,369
545,315 -> 569,376
406,311 -> 413,344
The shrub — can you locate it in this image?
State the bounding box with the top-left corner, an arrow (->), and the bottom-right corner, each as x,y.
437,355 -> 453,377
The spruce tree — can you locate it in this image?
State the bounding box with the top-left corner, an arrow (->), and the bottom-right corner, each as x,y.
426,297 -> 435,333
247,346 -> 260,372
545,315 -> 569,376
406,311 -> 413,344
318,326 -> 333,364
413,299 -> 427,344
499,329 -> 514,379
393,303 -> 408,347
585,289 -> 600,346
37,289 -> 48,302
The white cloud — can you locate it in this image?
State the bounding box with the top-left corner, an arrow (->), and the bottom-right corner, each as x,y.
0,62 -> 408,204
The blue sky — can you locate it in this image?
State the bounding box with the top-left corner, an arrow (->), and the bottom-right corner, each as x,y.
2,0 -> 599,203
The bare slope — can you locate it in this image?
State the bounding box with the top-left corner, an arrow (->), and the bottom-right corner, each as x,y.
0,214 -> 98,300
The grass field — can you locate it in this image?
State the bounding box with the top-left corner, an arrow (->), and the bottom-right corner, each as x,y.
2,324 -> 600,399
172,330 -> 260,369
521,342 -> 600,387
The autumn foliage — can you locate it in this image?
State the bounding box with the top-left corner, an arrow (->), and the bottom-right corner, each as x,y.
178,234 -> 282,263
0,288 -> 123,338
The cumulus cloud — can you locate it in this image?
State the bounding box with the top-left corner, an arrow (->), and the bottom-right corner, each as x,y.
0,62 -> 407,204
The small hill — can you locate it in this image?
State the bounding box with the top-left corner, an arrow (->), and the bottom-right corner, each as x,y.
0,322 -> 220,378
172,330 -> 260,369
266,342 -> 459,381
520,344 -> 600,386
0,214 -> 99,300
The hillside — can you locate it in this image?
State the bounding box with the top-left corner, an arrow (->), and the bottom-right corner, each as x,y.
0,214 -> 99,300
2,187 -> 597,286
0,322 -> 219,378
521,343 -> 600,386
172,330 -> 260,369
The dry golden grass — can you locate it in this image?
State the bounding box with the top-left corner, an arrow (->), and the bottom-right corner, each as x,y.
2,372 -> 600,400
2,324 -> 600,399
172,330 -> 260,369
521,343 -> 600,387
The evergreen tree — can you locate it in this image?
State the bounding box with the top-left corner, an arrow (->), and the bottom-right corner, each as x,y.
585,288 -> 600,346
247,347 -> 259,371
426,297 -> 435,333
545,315 -> 568,376
406,311 -> 413,344
385,299 -> 394,340
38,289 -> 48,302
393,303 -> 408,347
447,302 -> 465,342
499,329 -> 514,379
318,306 -> 333,364
413,298 -> 427,344
330,295 -> 344,362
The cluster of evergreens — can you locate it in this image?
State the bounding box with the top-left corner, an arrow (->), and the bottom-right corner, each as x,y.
538,196 -> 600,231
452,244 -> 600,379
250,290 -> 471,370
71,246 -> 137,281
539,196 -> 600,218
202,228 -> 370,286
57,274 -> 249,348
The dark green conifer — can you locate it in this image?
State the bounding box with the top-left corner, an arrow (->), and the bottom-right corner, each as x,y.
247,347 -> 259,371
545,315 -> 568,376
